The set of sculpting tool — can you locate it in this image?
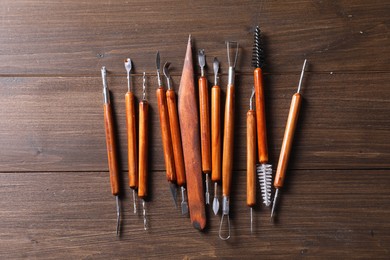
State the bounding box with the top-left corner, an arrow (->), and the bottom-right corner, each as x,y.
101,63 -> 150,236
99,28 -> 308,238
156,52 -> 189,215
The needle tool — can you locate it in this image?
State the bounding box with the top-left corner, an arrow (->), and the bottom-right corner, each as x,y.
138,72 -> 149,230
271,59 -> 308,220
101,66 -> 121,236
124,58 -> 138,214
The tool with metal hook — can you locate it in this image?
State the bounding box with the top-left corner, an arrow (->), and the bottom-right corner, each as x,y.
156,51 -> 178,208
101,66 -> 121,236
124,58 -> 138,214
247,88 -> 256,233
211,57 -> 221,215
219,41 -> 239,240
198,49 -> 211,205
138,72 -> 149,230
163,62 -> 188,215
271,59 -> 307,220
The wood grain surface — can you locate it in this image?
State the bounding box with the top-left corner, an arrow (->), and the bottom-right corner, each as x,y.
0,0 -> 389,259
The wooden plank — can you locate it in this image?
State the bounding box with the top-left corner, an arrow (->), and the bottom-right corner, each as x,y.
0,0 -> 388,75
0,170 -> 389,258
0,72 -> 388,172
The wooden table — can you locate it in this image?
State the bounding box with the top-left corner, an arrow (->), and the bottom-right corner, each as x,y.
1,0 -> 389,258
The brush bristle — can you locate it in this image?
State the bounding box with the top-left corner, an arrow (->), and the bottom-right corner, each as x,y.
257,164 -> 272,206
252,26 -> 265,68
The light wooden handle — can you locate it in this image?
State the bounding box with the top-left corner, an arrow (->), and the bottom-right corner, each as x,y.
222,84 -> 235,196
138,100 -> 149,199
247,110 -> 256,207
166,89 -> 186,187
125,92 -> 138,189
211,85 -> 221,182
274,93 -> 302,189
254,68 -> 269,164
156,87 -> 176,183
199,76 -> 211,173
103,103 -> 120,196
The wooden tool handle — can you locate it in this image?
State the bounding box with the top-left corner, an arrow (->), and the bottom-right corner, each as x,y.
178,37 -> 206,230
166,89 -> 186,187
247,110 -> 256,207
254,68 -> 269,164
199,76 -> 211,173
274,93 -> 302,189
138,100 -> 149,199
103,103 -> 120,196
156,87 -> 176,183
125,92 -> 138,189
222,84 -> 235,196
211,85 -> 221,182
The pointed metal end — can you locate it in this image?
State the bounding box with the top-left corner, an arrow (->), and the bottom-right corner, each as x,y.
115,195 -> 120,237
250,207 -> 253,233
132,189 -> 137,214
205,192 -> 210,205
271,189 -> 279,221
212,197 -> 220,215
169,182 -> 178,208
163,62 -> 171,79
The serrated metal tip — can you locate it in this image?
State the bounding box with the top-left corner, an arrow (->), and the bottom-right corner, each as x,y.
252,26 -> 265,68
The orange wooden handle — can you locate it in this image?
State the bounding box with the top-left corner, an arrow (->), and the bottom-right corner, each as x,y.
247,110 -> 256,207
199,76 -> 211,173
125,92 -> 138,189
166,89 -> 186,187
211,85 -> 221,182
156,87 -> 176,183
103,104 -> 120,196
274,93 -> 302,189
222,84 -> 235,196
138,100 -> 149,199
254,68 -> 269,164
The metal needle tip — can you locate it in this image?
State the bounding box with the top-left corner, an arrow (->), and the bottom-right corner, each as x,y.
132,189 -> 137,214
297,59 -> 307,94
271,188 -> 280,220
115,195 -> 120,236
250,207 -> 253,233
